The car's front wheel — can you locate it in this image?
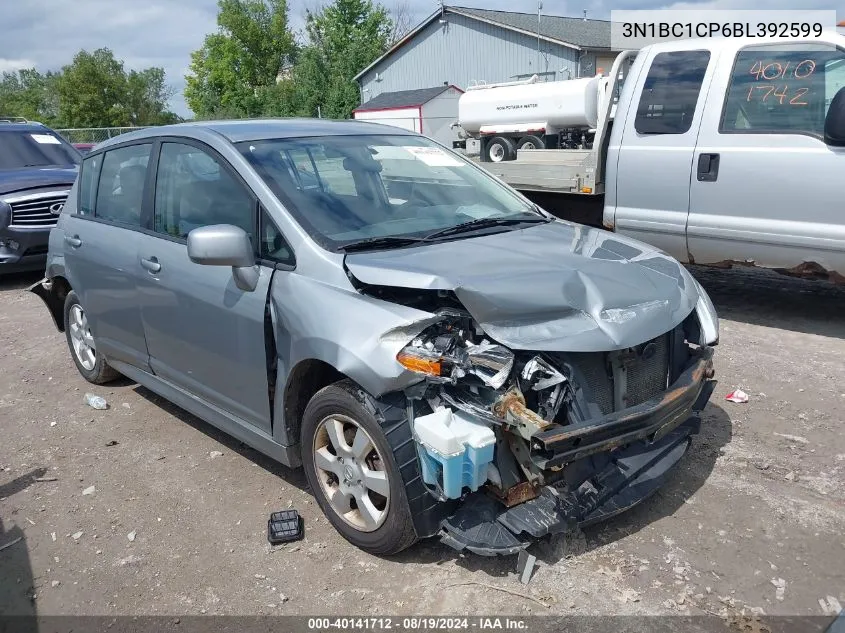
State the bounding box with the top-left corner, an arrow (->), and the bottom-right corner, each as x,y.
301,380 -> 417,555
64,291 -> 120,384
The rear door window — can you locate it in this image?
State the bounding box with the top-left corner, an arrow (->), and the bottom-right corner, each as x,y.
635,50 -> 712,135
720,44 -> 845,137
95,144 -> 151,227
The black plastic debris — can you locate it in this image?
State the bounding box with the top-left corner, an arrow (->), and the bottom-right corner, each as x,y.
267,510 -> 303,545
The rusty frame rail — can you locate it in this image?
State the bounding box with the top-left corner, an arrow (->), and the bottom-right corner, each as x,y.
531,348 -> 715,468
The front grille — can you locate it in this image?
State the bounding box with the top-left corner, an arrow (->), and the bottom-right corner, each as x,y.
8,191 -> 69,228
625,333 -> 669,407
553,332 -> 671,416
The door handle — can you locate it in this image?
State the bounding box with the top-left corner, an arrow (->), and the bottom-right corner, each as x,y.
140,256 -> 161,274
697,153 -> 720,182
64,235 -> 82,248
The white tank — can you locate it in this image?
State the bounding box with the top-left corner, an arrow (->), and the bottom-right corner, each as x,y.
459,76 -> 600,136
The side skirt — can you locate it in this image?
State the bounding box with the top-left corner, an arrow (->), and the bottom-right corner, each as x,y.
109,359 -> 301,468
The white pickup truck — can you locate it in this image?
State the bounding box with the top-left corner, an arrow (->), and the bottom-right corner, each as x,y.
454,34 -> 845,283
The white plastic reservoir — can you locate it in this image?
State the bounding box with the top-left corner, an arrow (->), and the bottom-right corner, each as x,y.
459,76 -> 600,135
413,407 -> 495,499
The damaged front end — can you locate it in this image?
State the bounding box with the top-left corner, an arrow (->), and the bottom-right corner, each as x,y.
396,309 -> 716,556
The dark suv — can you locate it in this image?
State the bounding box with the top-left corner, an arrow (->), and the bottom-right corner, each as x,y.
0,121 -> 80,274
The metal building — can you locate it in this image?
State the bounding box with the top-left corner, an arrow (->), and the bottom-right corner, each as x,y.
355,6 -> 618,104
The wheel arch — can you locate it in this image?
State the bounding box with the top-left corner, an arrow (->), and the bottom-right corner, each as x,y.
29,275 -> 72,332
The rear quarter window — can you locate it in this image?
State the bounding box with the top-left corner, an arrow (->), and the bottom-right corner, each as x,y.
78,154 -> 101,216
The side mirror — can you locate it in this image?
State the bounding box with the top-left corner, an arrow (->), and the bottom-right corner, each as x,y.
824,86 -> 845,147
187,224 -> 259,292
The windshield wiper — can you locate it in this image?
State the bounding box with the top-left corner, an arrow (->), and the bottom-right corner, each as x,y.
424,215 -> 551,241
339,235 -> 430,253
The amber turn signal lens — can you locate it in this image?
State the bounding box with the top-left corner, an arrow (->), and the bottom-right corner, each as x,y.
396,350 -> 443,376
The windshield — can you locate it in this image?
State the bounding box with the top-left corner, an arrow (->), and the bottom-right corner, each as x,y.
238,135 -> 540,250
0,130 -> 80,169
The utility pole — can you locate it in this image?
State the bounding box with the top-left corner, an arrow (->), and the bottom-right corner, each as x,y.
537,1 -> 542,72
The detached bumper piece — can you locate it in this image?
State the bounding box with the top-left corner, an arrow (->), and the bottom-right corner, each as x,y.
440,419 -> 702,556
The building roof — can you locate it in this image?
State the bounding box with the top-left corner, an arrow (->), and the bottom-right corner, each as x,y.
355,86 -> 454,111
453,7 -> 612,50
354,5 -> 613,81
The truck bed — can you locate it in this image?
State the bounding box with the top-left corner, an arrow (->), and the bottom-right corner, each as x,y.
470,149 -> 597,195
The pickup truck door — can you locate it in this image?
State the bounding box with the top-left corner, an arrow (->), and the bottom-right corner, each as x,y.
609,45 -> 718,262
687,41 -> 845,276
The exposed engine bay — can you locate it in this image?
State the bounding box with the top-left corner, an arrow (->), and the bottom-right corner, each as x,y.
391,307 -> 715,555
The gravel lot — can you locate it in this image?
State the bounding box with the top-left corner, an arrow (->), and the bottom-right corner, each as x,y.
1,266 -> 844,624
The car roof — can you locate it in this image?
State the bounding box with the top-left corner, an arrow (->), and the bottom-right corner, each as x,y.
95,118 -> 417,151
0,122 -> 51,133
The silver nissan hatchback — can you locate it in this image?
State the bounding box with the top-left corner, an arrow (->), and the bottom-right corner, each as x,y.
32,120 -> 718,556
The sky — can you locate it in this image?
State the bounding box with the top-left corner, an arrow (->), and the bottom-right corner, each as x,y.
1,0 -> 843,119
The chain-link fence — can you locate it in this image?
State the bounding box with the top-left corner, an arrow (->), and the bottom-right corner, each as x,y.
54,127 -> 149,144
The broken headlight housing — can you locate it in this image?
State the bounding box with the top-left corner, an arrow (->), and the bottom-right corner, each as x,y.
396,316 -> 514,388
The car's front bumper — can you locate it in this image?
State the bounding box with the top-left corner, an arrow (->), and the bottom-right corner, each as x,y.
439,418 -> 703,556
437,351 -> 716,556
0,226 -> 50,274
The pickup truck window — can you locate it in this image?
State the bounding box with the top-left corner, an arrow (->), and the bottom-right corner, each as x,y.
721,45 -> 845,137
635,50 -> 711,135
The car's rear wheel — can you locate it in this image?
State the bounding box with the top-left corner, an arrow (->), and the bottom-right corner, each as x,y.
301,380 -> 417,555
64,291 -> 120,384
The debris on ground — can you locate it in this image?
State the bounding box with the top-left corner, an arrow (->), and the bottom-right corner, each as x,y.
517,550 -> 536,585
267,510 -> 304,545
84,393 -> 109,410
279,593 -> 289,603
619,588 -> 641,604
119,555 -> 142,567
820,596 -> 843,616
33,476 -> 57,482
71,531 -> 83,540
209,451 -> 224,459
51,580 -> 60,588
0,536 -> 23,552
50,532 -> 56,542
82,485 -> 95,496
771,577 -> 786,601
774,432 -> 809,444
105,440 -> 118,447
127,530 -> 137,542
725,389 -> 749,403
121,403 -> 130,409
784,471 -> 797,481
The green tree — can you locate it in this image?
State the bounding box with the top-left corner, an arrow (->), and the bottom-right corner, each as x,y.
0,69 -> 61,125
293,0 -> 393,119
55,48 -> 178,127
184,0 -> 297,118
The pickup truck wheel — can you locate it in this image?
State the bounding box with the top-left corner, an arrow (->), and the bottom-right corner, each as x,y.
487,136 -> 515,162
64,291 -> 120,384
301,380 -> 417,555
517,135 -> 545,150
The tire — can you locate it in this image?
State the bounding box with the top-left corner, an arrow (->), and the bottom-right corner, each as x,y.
517,135 -> 546,151
64,290 -> 120,384
301,380 -> 417,555
486,136 -> 516,162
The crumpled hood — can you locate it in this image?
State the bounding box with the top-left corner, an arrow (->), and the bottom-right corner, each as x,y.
345,221 -> 700,352
0,166 -> 78,196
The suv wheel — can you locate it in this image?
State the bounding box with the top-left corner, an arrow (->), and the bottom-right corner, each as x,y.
64,291 -> 120,384
301,380 -> 417,555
